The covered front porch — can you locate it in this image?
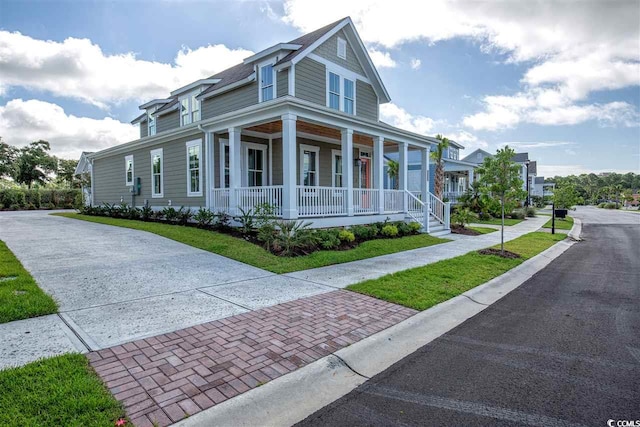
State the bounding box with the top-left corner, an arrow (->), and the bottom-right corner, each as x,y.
442,160 -> 476,204
199,106 -> 450,233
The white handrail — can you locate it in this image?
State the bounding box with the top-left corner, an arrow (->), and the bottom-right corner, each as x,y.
235,186 -> 283,217
297,186 -> 347,217
353,189 -> 380,215
383,190 -> 403,213
429,192 -> 450,230
211,188 -> 230,213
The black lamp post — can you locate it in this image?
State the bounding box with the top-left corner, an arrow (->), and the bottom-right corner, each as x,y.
524,160 -> 530,208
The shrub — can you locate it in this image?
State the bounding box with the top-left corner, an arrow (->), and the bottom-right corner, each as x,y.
194,208 -> 215,228
253,203 -> 276,229
510,209 -> 525,219
451,207 -> 475,228
350,224 -> 377,241
256,223 -> 277,250
273,220 -> 319,256
315,228 -> 341,250
0,189 -> 25,209
597,202 -> 605,208
338,229 -> 355,243
604,202 -> 619,209
396,221 -> 412,236
235,207 -> 255,235
525,206 -> 536,217
162,207 -> 179,223
152,209 -> 165,221
408,221 -> 422,233
381,224 -> 398,237
215,211 -> 231,230
140,205 -> 154,221
176,207 -> 193,225
24,190 -> 41,208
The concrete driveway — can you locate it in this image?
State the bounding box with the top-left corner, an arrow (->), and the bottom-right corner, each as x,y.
0,211 -> 332,355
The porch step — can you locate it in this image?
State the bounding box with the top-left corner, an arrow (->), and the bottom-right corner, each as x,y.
404,215 -> 451,237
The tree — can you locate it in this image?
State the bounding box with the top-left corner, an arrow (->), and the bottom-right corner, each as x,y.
553,184 -> 578,209
14,140 -> 58,188
477,146 -> 526,254
56,158 -> 80,188
430,134 -> 450,200
386,159 -> 399,190
0,137 -> 18,179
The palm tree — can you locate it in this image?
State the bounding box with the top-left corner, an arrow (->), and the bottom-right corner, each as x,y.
430,134 -> 450,200
387,159 -> 399,189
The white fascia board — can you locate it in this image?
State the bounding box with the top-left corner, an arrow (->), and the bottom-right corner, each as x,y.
170,79 -> 221,97
196,73 -> 257,101
290,18 -> 350,66
243,43 -> 302,64
130,114 -> 146,125
154,103 -> 179,117
138,99 -> 172,110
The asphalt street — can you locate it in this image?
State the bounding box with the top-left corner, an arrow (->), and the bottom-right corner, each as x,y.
297,207 -> 640,427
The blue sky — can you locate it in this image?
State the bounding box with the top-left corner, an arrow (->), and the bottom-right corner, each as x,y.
0,0 -> 638,177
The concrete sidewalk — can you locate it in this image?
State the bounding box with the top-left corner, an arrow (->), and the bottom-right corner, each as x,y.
285,216 -> 548,288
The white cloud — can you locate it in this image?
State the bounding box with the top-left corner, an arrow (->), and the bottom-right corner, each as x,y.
0,99 -> 138,159
282,0 -> 640,131
538,164 -> 637,177
0,31 -> 254,109
380,103 -> 437,134
368,49 -> 397,68
410,58 -> 421,70
502,141 -> 575,149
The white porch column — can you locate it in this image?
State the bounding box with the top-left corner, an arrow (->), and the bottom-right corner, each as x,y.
421,147 -> 430,233
228,127 -> 241,214
399,141 -> 408,213
342,129 -> 354,216
204,131 -> 214,210
374,135 -> 385,214
282,113 -> 298,219
468,169 -> 475,188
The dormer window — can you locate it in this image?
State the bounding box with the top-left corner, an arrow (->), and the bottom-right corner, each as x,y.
327,71 -> 355,115
259,63 -> 275,102
337,37 -> 347,60
179,89 -> 202,126
147,108 -> 156,136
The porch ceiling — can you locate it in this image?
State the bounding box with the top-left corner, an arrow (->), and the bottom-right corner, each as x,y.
245,120 -> 404,148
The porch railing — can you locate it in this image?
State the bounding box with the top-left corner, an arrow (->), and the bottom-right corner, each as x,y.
353,189 -> 380,215
384,190 -> 404,213
444,191 -> 464,204
429,192 -> 450,229
211,188 -> 230,213
236,186 -> 283,217
297,186 -> 347,217
407,191 -> 424,223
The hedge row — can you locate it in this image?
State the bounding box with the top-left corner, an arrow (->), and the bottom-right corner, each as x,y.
0,189 -> 82,210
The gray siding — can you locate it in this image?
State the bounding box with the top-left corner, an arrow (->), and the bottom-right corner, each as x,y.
156,111 -> 179,133
277,69 -> 288,98
93,133 -> 207,208
202,83 -> 258,120
295,58 -> 326,106
356,80 -> 377,121
314,30 -> 365,76
140,120 -> 148,138
212,134 -> 270,188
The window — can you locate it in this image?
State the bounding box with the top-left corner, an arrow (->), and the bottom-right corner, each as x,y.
186,140 -> 202,196
260,64 -> 274,102
327,71 -> 355,115
179,89 -> 201,126
247,147 -> 265,187
332,150 -> 343,187
125,155 -> 134,186
449,147 -> 459,160
151,148 -> 163,198
147,108 -> 156,136
220,141 -> 229,188
337,37 -> 347,60
344,79 -> 354,114
329,72 -> 340,110
300,145 -> 320,186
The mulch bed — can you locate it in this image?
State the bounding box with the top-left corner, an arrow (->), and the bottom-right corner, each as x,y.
477,248 -> 521,259
451,226 -> 482,236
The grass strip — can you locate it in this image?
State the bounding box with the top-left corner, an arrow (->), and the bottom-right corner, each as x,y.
55,213 -> 449,274
0,354 -> 124,427
473,217 -> 524,226
348,232 -> 565,311
0,240 -> 57,323
469,226 -> 497,234
542,216 -> 573,230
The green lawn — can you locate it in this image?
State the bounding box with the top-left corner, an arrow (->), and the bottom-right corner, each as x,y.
542,216 -> 573,230
0,240 -> 58,323
55,213 -> 449,274
348,232 -> 566,311
469,226 -> 497,234
473,217 -> 524,226
0,354 -> 124,427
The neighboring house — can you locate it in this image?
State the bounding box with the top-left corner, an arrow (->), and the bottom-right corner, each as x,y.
79,17 -> 451,234
74,151 -> 93,206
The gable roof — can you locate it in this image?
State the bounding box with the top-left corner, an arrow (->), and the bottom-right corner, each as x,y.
275,18 -> 346,65
461,148 -> 493,163
197,62 -> 257,99
512,152 -> 529,163
529,160 -> 537,174
155,98 -> 179,116
130,112 -> 147,125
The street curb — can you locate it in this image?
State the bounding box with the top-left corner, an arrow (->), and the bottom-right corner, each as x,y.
171,238 -> 575,427
568,217 -> 583,241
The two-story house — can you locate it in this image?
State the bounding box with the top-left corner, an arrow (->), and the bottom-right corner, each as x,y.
78,17 -> 451,234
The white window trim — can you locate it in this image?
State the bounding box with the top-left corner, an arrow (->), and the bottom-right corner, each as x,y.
258,59 -> 277,103
219,139 -> 229,189
299,144 -> 320,186
147,108 -> 156,136
243,142 -> 268,187
331,149 -> 343,188
179,88 -> 202,127
150,148 -> 163,198
337,37 -> 347,60
186,139 -> 203,197
125,155 -> 134,186
325,68 -> 356,115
